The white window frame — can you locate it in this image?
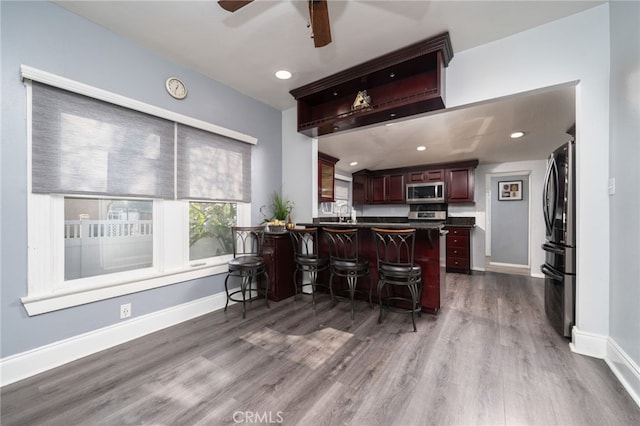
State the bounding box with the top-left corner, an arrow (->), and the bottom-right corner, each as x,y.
20,66 -> 256,316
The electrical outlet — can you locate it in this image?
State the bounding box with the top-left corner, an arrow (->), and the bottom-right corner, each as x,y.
120,303 -> 131,319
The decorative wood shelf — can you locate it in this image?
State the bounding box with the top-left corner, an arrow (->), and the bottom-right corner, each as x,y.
290,32 -> 453,137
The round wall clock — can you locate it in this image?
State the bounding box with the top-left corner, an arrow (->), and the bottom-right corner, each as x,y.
165,77 -> 187,100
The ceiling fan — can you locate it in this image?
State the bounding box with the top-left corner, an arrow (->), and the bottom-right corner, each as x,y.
218,0 -> 332,48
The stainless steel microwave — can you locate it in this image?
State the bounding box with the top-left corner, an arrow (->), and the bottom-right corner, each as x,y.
406,182 -> 446,203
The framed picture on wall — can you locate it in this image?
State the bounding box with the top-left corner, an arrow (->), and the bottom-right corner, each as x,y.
498,180 -> 523,201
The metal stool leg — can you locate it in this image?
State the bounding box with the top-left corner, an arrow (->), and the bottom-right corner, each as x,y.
329,272 -> 336,308
309,269 -> 318,307
347,273 -> 357,321
377,279 -> 385,324
241,275 -> 250,319
224,274 -> 231,312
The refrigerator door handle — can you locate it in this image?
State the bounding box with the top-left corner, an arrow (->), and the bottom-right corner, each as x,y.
541,264 -> 564,281
543,154 -> 558,237
542,242 -> 565,255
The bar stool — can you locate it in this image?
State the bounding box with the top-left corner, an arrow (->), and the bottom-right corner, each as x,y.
324,228 -> 372,320
288,227 -> 329,307
371,227 -> 422,332
224,226 -> 270,319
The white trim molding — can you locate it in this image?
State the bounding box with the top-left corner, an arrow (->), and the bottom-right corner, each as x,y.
606,338 -> 640,408
570,326 -> 608,358
1,291 -> 236,387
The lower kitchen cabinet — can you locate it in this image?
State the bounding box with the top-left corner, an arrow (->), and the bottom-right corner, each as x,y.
262,232 -> 295,301
444,226 -> 472,274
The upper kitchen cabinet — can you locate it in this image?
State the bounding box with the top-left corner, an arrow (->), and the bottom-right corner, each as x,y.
318,152 -> 339,202
407,168 -> 444,183
445,160 -> 479,203
354,159 -> 478,205
370,173 -> 405,204
290,33 -> 453,137
353,169 -> 405,205
352,170 -> 370,205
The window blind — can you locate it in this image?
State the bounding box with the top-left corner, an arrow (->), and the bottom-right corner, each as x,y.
177,124 -> 251,202
31,82 -> 175,198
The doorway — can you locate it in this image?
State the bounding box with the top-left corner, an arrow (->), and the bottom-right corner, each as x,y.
485,171 -> 531,275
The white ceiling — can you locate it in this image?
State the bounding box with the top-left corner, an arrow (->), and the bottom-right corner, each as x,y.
54,0 -> 598,170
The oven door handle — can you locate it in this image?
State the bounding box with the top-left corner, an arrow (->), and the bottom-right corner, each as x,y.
542,242 -> 565,255
541,264 -> 564,281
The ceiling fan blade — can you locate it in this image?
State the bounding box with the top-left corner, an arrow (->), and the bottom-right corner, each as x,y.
309,0 -> 332,48
218,0 -> 254,13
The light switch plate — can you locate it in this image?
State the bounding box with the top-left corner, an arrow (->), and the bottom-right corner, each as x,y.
608,177 -> 616,195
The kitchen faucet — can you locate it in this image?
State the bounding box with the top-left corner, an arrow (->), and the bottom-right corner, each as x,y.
338,204 -> 350,223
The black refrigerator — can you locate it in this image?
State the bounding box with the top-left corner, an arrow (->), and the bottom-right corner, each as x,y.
541,139 -> 576,338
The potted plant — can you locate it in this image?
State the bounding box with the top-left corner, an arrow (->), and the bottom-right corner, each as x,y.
260,191 -> 294,232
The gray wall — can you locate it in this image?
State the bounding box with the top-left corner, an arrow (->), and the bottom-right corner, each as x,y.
490,175 -> 529,265
0,1 -> 282,357
609,1 -> 640,374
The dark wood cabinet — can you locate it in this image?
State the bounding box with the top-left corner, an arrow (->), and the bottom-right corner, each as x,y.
444,226 -> 472,274
354,160 -> 477,206
407,168 -> 444,183
369,173 -> 405,204
290,33 -> 453,137
446,166 -> 475,203
262,233 -> 295,301
352,171 -> 369,205
318,152 -> 338,202
388,174 -> 405,202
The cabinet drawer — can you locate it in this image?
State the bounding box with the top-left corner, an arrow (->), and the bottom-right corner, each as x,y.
446,256 -> 469,269
446,227 -> 470,237
447,235 -> 468,248
447,246 -> 469,258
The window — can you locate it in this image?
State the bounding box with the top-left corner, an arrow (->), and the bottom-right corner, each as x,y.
21,67 -> 257,315
64,198 -> 153,280
189,202 -> 236,261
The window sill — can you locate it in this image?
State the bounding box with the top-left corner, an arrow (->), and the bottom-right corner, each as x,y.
21,263 -> 228,316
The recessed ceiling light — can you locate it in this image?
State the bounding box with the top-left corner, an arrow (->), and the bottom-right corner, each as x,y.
417,146 -> 426,151
349,161 -> 358,167
510,131 -> 525,139
275,70 -> 292,80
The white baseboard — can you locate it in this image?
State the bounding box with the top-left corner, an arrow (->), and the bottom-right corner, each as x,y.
0,290 -> 234,387
488,261 -> 529,269
570,326 -> 608,358
605,338 -> 640,408
530,272 -> 544,278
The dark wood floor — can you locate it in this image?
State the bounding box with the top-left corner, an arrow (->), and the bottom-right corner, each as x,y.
3,272 -> 639,425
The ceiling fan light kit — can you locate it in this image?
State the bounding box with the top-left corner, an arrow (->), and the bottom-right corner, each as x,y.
218,0 -> 332,48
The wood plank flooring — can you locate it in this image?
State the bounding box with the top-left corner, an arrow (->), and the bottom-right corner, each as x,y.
3,272 -> 639,425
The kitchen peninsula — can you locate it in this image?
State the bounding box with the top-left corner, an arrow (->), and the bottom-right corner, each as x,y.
299,219 -> 446,314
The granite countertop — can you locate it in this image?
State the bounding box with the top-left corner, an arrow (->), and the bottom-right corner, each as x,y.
443,223 -> 476,229
305,221 -> 444,230
443,216 -> 476,228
